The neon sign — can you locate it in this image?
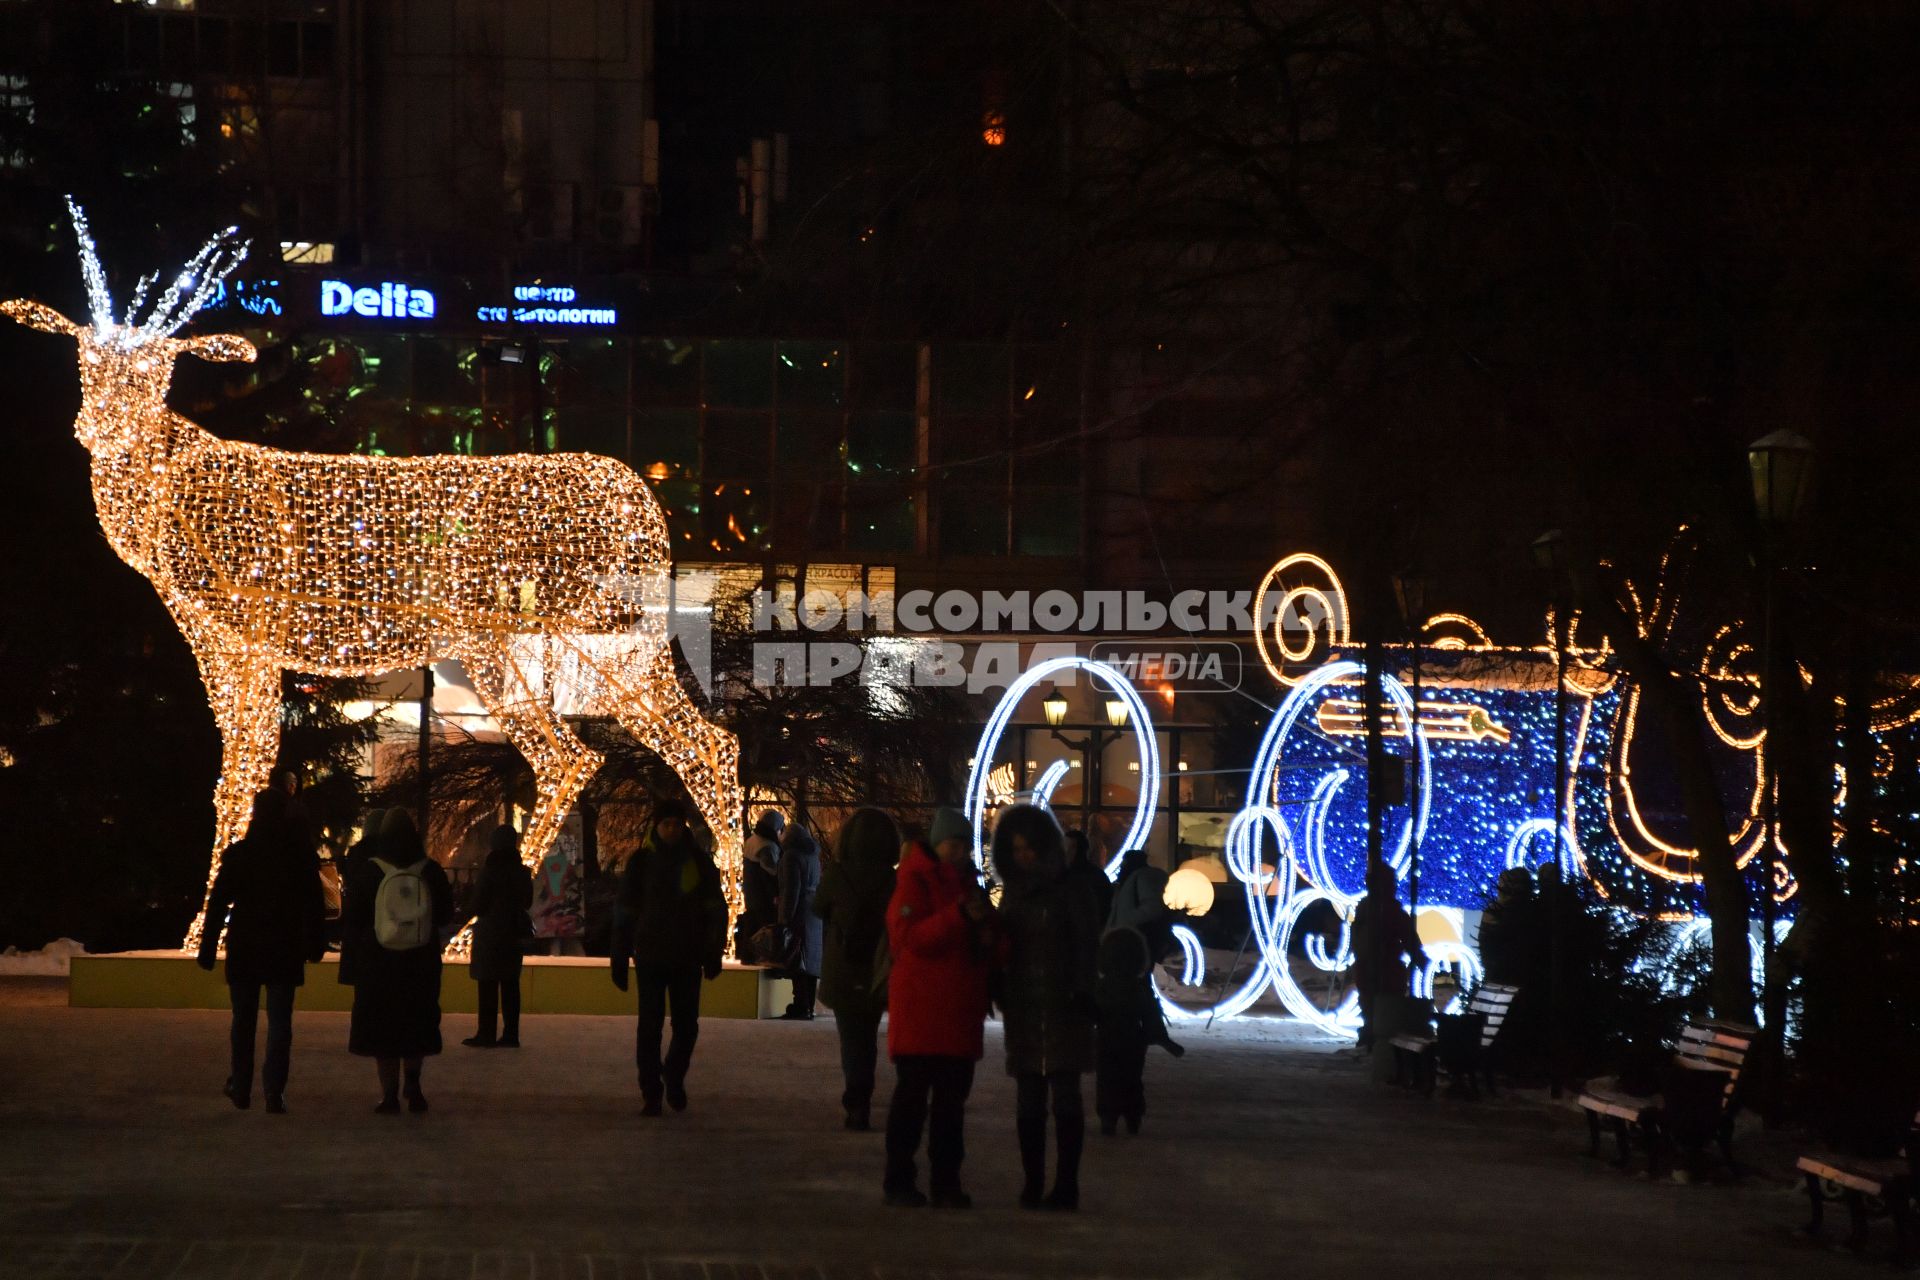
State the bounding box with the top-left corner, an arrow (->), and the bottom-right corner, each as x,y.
320,279 -> 435,320
476,283 -> 618,327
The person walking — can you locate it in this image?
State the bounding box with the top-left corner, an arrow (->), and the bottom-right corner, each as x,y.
882,807 -> 998,1209
815,807 -> 900,1130
1351,857 -> 1427,1060
737,809 -> 784,960
341,808 -> 454,1114
195,788 -> 327,1114
777,818 -> 824,1020
993,803 -> 1103,1211
609,799 -> 727,1116
463,825 -> 534,1048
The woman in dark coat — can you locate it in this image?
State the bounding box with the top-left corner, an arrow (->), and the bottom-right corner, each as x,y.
463,825 -> 533,1049
737,809 -> 785,959
777,819 -> 825,1020
814,807 -> 900,1129
993,803 -> 1103,1211
196,788 -> 326,1114
341,808 -> 454,1113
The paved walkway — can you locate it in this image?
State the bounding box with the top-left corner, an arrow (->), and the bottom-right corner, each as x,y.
0,978 -> 1866,1278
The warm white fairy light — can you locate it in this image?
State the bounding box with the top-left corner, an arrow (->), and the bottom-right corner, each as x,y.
6,202 -> 744,952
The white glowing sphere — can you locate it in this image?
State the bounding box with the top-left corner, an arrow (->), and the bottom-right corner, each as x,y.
1164,866 -> 1217,917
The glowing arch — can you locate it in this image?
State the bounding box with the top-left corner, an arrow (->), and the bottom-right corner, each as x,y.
963,655 -> 1161,876
1252,553 -> 1351,686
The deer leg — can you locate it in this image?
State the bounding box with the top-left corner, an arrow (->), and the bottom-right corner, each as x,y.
459,645 -> 604,871
607,645 -> 744,953
184,653 -> 282,950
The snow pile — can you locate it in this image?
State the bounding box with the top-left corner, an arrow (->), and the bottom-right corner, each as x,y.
0,938 -> 87,976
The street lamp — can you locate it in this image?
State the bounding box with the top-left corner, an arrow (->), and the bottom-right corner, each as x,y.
1749,430 -> 1814,1043
1042,686 -> 1069,728
1104,695 -> 1130,729
1748,430 -> 1816,529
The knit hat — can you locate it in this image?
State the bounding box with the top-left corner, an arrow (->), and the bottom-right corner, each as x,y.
753,810 -> 786,840
928,807 -> 970,849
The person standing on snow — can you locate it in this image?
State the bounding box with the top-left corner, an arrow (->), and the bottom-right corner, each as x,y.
881,807 -> 998,1209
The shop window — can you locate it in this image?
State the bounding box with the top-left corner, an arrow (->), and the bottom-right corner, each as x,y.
198,19 -> 231,74
701,481 -> 769,557
848,411 -> 915,478
775,410 -> 843,473
269,21 -> 300,78
302,22 -> 335,78
847,487 -> 917,555
1013,485 -> 1080,557
705,409 -> 771,480
651,479 -> 702,551
850,343 -> 917,413
777,342 -> 843,409
934,344 -> 1007,417
703,339 -> 774,409
633,338 -> 699,406
633,408 -> 699,478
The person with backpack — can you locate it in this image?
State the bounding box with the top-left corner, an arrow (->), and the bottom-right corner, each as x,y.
462,825 -> 534,1049
341,807 -> 454,1114
993,803 -> 1103,1211
195,788 -> 327,1114
814,807 -> 900,1130
609,798 -> 727,1116
882,807 -> 999,1208
777,818 -> 825,1020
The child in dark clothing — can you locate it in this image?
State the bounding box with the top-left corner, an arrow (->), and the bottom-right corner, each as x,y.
1093,925 -> 1185,1136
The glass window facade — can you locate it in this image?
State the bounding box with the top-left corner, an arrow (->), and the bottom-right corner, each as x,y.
280,333 -> 1083,562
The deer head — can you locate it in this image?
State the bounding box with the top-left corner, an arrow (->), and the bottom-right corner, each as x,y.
1,199 -> 256,449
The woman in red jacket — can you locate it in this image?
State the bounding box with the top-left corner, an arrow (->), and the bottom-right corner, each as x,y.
882,807 -> 998,1209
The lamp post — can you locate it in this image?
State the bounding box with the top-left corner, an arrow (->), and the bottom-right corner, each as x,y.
1748,430 -> 1815,1026
1531,529 -> 1570,1098
1392,570 -> 1426,913
1043,683 -> 1131,835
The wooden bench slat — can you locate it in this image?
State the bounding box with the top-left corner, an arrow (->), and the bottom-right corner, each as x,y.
1796,1154 -> 1909,1195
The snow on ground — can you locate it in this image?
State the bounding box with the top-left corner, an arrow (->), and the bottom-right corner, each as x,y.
0,938 -> 85,976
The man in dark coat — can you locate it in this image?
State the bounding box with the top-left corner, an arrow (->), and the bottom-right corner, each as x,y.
1351,857 -> 1427,1058
610,799 -> 727,1116
1063,828 -> 1115,922
993,803 -> 1103,1211
463,825 -> 534,1048
777,819 -> 825,1019
196,788 -> 326,1114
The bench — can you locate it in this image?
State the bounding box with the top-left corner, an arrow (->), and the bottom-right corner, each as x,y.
1576,1018 -> 1757,1178
1796,1106 -> 1918,1262
1388,982 -> 1519,1098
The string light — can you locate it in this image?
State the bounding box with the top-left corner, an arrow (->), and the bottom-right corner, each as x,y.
1252,553 -> 1351,685
5,203 -> 744,952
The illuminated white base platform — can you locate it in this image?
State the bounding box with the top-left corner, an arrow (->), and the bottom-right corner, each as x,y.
69,951 -> 791,1020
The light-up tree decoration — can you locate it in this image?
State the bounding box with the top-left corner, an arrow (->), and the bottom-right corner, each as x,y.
4,203 -> 744,949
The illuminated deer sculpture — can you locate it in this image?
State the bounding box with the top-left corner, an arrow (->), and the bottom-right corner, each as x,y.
4,203 -> 743,947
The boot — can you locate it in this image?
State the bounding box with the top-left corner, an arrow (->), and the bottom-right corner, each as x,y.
1017,1116 -> 1048,1209
1046,1112 -> 1084,1211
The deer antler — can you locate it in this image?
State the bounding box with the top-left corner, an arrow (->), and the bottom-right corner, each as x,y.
63,196 -> 250,349
64,198 -> 117,338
